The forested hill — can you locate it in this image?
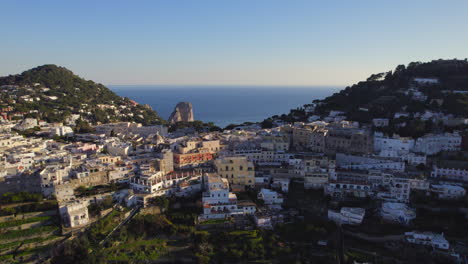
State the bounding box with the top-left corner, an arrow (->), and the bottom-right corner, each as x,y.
264,59 -> 468,133
0,65 -> 163,125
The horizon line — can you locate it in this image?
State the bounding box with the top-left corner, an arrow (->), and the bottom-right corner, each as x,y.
106,83 -> 346,88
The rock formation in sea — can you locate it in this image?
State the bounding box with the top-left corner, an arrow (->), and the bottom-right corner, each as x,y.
168,102 -> 194,123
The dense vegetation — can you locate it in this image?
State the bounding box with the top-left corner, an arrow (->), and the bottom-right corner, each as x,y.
50,198 -> 196,264
169,120 -> 222,133
316,60 -> 468,118
0,225 -> 58,240
264,59 -> 468,137
0,64 -> 164,125
0,200 -> 58,216
0,216 -> 52,228
0,192 -> 43,204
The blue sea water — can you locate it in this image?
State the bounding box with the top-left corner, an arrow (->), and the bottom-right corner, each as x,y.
109,86 -> 342,128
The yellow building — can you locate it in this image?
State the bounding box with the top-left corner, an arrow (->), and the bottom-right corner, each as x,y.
215,156 -> 255,190
177,139 -> 221,154
97,155 -> 121,164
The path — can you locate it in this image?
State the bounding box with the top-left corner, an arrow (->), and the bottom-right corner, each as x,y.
99,206 -> 141,245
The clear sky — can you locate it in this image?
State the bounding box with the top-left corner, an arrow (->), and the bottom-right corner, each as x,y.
1,0 -> 468,86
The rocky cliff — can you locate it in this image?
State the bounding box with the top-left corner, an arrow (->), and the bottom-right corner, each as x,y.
168,102 -> 194,123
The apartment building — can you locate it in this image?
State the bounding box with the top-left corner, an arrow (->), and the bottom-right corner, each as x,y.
173,152 -> 214,169
374,132 -> 414,154
336,153 -> 405,172
295,154 -> 336,189
59,200 -> 90,228
200,174 -> 255,220
328,207 -> 365,225
381,202 -> 416,225
431,161 -> 468,183
215,156 -> 255,190
430,184 -> 466,199
413,132 -> 461,155
257,188 -> 284,209
405,231 -> 449,250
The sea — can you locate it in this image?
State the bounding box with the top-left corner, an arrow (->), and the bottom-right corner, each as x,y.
109,86 -> 342,128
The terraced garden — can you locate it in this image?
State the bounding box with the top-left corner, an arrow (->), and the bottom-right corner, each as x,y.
0,199 -> 64,263
103,238 -> 167,262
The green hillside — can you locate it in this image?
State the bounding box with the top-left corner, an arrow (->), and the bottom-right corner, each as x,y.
265,59 -> 468,131
0,65 -> 163,125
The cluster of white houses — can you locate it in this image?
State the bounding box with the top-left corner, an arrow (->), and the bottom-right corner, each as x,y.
200,174 -> 256,220
0,112 -> 466,236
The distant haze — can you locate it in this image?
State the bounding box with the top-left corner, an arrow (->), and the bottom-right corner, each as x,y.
1,1 -> 468,86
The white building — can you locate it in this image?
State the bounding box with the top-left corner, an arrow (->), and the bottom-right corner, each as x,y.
336,153 -> 405,172
372,118 -> 389,127
431,162 -> 468,183
200,174 -> 255,220
377,177 -> 411,202
59,200 -> 90,228
405,231 -> 449,250
430,184 -> 466,199
260,140 -> 289,152
40,164 -> 72,197
413,77 -> 439,85
254,213 -> 273,229
413,132 -> 461,155
374,133 -> 414,155
325,179 -> 373,199
272,177 -> 290,193
328,207 -> 365,225
50,126 -> 74,137
394,112 -> 410,119
401,153 -> 426,165
304,104 -> 316,113
257,188 -> 283,209
381,202 -> 416,225
14,118 -> 38,131
409,178 -> 430,190
106,141 -> 132,157
234,149 -> 293,165
95,122 -> 168,137
130,171 -> 200,197
108,166 -> 133,182
411,90 -> 428,102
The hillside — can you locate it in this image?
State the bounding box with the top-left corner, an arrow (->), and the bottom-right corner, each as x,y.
264,59 -> 468,137
0,65 -> 163,126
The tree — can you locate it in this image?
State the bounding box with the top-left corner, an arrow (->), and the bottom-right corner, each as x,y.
394,64 -> 406,74
75,119 -> 94,133
366,72 -> 386,82
150,196 -> 169,212
416,163 -> 427,171
261,118 -> 274,129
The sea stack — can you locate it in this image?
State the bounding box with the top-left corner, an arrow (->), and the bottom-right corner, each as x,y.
168,102 -> 194,123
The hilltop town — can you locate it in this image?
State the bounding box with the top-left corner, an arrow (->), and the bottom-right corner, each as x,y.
0,60 -> 467,263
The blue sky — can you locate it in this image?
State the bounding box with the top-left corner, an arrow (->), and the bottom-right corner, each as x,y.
1,0 -> 468,86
